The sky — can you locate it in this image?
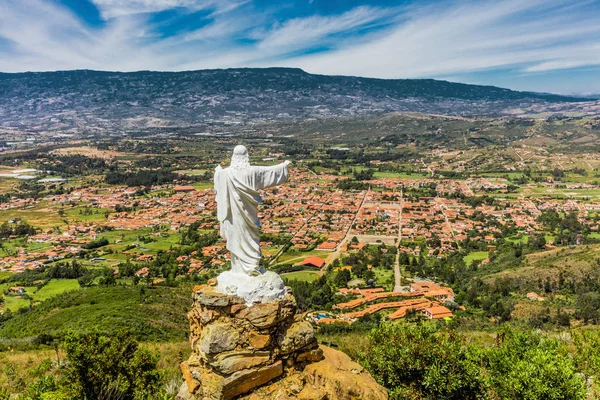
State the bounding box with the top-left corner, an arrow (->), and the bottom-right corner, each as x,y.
1,0 -> 600,94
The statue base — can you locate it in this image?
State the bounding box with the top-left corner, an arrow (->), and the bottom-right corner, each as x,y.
178,284 -> 388,400
216,270 -> 285,305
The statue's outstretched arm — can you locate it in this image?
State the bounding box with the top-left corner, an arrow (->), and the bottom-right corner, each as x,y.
254,162 -> 290,190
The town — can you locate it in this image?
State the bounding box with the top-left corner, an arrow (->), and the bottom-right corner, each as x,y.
1,135 -> 599,326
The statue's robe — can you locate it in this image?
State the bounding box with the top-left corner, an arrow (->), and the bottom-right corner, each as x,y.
214,162 -> 289,275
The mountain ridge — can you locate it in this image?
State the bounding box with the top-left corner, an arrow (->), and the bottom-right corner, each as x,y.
0,67 -> 594,135
0,67 -> 588,102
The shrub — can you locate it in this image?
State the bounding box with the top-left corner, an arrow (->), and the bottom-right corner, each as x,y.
62,330 -> 161,400
485,329 -> 585,400
359,322 -> 487,400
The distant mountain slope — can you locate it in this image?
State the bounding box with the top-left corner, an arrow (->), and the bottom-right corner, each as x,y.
0,68 -> 591,134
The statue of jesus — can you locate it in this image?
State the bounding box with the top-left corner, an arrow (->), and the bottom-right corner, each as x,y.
213,145 -> 291,303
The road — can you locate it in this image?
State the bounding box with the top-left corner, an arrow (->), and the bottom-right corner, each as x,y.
393,188 -> 403,292
437,198 -> 459,248
269,190 -> 336,266
325,189 -> 369,266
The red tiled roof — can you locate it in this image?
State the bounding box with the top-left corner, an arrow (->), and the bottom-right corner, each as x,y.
174,186 -> 195,192
424,305 -> 453,319
300,256 -> 326,268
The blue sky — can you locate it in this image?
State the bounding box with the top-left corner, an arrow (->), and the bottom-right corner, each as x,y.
1,0 -> 600,94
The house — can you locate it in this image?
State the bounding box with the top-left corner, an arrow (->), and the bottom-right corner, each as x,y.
410,281 -> 441,293
423,305 -> 453,319
426,287 -> 455,302
300,256 -> 326,269
317,241 -> 337,250
9,286 -> 25,294
526,292 -> 545,301
135,267 -> 149,278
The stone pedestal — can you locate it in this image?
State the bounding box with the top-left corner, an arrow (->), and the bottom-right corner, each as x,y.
178,284 -> 323,400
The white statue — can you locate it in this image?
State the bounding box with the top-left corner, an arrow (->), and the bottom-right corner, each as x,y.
214,145 -> 291,304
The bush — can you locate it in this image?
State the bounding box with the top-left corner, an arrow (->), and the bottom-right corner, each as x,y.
62,330 -> 161,400
485,329 -> 585,400
359,322 -> 487,400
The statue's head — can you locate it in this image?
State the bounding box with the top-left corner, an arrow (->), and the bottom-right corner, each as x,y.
230,145 -> 250,169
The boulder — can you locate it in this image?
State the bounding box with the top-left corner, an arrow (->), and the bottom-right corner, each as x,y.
199,322 -> 240,355
222,361 -> 284,399
209,350 -> 270,375
248,331 -> 271,349
279,321 -> 316,354
180,361 -> 201,394
240,346 -> 388,400
194,285 -> 245,307
236,301 -> 281,329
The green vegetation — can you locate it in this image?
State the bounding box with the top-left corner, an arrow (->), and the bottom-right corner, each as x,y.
463,251 -> 488,266
359,322 -> 587,400
280,270 -> 320,282
33,279 -> 80,302
62,331 -> 161,399
0,285 -> 191,343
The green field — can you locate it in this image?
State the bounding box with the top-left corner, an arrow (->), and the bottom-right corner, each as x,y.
33,279 -> 80,301
374,171 -> 428,179
1,279 -> 81,312
276,249 -> 331,265
463,251 -> 489,266
506,234 -> 529,244
193,182 -> 213,190
281,270 -> 321,282
174,169 -> 208,176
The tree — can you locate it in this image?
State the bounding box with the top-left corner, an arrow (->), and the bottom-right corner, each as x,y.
334,269 -> 351,288
63,330 -> 161,400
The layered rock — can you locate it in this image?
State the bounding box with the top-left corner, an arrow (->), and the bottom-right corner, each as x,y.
178,283 -> 387,400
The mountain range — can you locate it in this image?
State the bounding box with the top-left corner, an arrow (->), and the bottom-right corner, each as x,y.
0,68 -> 595,135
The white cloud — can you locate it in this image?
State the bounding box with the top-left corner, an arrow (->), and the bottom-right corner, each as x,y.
0,0 -> 599,93
90,0 -> 215,19
283,0 -> 600,79
255,6 -> 393,52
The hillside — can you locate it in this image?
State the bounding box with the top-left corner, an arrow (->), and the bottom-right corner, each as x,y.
0,285 -> 191,344
0,68 -> 592,135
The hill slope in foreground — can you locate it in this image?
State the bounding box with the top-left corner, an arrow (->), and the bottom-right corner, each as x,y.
0,68 -> 595,134
0,285 -> 191,345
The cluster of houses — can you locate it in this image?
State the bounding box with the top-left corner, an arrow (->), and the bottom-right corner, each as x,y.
311,281 -> 457,324
2,166 -> 600,278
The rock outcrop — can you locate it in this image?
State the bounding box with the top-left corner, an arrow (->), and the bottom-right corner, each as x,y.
177,284 -> 387,400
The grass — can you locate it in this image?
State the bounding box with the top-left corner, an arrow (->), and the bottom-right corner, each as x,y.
277,249 -> 331,264
506,234 -> 529,244
374,171 -> 428,179
0,203 -> 65,229
486,244 -> 600,283
0,271 -> 13,280
192,182 -> 213,190
464,251 -> 489,266
1,280 -> 81,312
32,279 -> 80,302
174,169 -> 208,176
281,270 -> 321,282
2,296 -> 30,312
